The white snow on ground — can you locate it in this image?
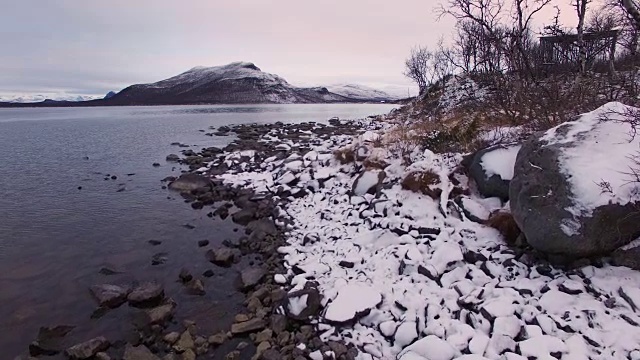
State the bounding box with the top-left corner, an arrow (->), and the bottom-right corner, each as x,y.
480,145 -> 521,181
215,115 -> 640,360
541,102 -> 640,219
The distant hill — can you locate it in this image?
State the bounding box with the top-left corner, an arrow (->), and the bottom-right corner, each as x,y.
325,84 -> 398,102
0,62 -> 397,107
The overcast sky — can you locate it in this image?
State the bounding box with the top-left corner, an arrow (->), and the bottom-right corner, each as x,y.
1,0 -> 581,97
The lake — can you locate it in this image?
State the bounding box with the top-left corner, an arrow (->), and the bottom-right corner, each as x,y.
0,104 -> 396,358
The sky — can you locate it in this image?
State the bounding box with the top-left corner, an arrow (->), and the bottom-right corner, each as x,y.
0,0 -> 583,99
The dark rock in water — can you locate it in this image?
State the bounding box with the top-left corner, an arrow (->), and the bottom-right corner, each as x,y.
65,336 -> 110,359
511,124 -> 640,258
29,325 -> 75,356
182,224 -> 196,229
128,282 -> 164,306
206,248 -> 235,267
197,239 -> 210,247
191,201 -> 204,210
202,269 -> 214,278
151,252 -> 168,265
468,144 -> 519,201
168,173 -> 212,193
239,267 -> 266,291
148,240 -> 162,246
144,304 -> 175,325
123,343 -> 160,360
166,154 -> 180,162
232,208 -> 256,225
98,266 -> 121,276
90,284 -> 130,308
185,278 -> 206,295
152,163 -> 160,167
110,175 -> 117,180
161,176 -> 176,182
284,287 -> 322,321
179,268 -> 193,283
231,318 -> 267,335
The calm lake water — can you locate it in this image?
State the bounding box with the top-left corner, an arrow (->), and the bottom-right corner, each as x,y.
0,104 -> 396,358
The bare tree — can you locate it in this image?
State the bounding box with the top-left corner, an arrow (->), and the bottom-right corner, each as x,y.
573,0 -> 592,74
403,46 -> 433,95
622,0 -> 640,30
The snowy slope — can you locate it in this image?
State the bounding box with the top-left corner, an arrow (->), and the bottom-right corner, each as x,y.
326,84 -> 398,101
107,62 -> 367,105
0,94 -> 100,103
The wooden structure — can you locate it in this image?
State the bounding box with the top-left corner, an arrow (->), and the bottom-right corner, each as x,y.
539,29 -> 620,73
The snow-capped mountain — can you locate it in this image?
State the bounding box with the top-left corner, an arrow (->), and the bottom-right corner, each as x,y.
0,94 -> 99,103
107,62 -> 367,105
325,84 -> 398,101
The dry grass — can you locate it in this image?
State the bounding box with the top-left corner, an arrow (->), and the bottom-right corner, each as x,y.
401,170 -> 442,199
486,211 -> 521,245
333,146 -> 355,164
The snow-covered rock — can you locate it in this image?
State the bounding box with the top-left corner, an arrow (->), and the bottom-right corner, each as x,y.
323,284 -> 382,324
467,144 -> 520,201
511,102 -> 640,257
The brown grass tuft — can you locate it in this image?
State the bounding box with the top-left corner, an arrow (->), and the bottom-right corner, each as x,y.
401,171 -> 442,199
363,157 -> 389,170
333,147 -> 354,164
486,211 -> 521,245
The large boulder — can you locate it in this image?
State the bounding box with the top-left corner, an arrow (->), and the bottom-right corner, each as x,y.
351,170 -> 386,196
468,144 -> 521,201
510,102 -> 640,258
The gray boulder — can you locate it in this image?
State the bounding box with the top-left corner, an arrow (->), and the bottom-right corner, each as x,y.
65,337 -> 109,359
90,284 -> 130,308
468,144 -> 520,201
510,109 -> 640,258
168,174 -> 211,193
123,344 -> 160,360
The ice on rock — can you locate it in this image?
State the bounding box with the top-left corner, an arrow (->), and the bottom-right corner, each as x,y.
309,350 -> 323,360
519,336 -> 568,358
274,274 -> 287,284
398,335 -> 457,360
352,170 -> 383,196
455,356 -> 491,360
284,160 -> 304,171
324,284 -> 382,323
394,321 -> 418,348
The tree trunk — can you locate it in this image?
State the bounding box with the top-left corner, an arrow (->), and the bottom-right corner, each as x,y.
576,0 -> 588,74
623,0 -> 640,31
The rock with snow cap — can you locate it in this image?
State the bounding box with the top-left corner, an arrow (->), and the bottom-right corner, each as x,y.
397,335 -> 457,360
351,170 -> 385,197
323,284 -> 382,324
468,144 -> 520,201
284,287 -> 322,321
511,102 -> 640,258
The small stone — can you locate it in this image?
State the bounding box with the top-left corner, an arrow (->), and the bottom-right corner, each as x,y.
123,344 -> 160,360
255,329 -> 273,344
202,269 -> 214,278
255,341 -> 271,358
179,268 -> 193,283
276,331 -> 290,346
194,336 -> 207,347
145,304 -> 175,324
239,267 -> 266,291
206,248 -> 235,267
270,314 -> 288,334
182,349 -> 196,360
173,331 -> 195,352
197,240 -> 210,247
236,341 -> 249,350
208,333 -> 227,346
90,284 -> 129,308
96,352 -> 111,360
152,163 -> 161,167
231,318 -> 267,335
148,240 -> 162,246
185,279 -> 205,296
128,282 -> 164,306
235,314 -> 250,322
260,349 -> 282,360
65,337 -> 110,359
164,332 -> 180,344
225,351 -> 240,360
